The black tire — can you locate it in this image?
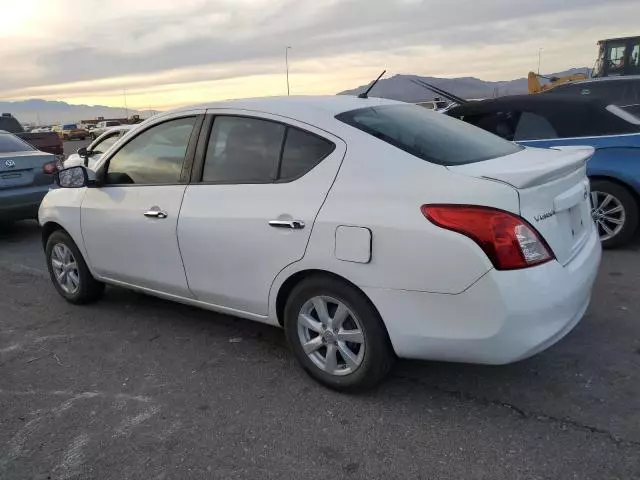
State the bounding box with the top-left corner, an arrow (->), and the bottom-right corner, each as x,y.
45,230 -> 104,304
284,275 -> 395,391
590,179 -> 638,249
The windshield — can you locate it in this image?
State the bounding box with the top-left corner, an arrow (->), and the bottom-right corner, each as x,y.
63,124 -> 78,130
0,133 -> 35,153
336,104 -> 522,166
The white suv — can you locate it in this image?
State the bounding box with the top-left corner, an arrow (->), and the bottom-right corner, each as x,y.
39,96 -> 601,390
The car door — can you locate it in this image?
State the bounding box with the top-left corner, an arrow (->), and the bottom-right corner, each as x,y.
177,112 -> 346,316
81,112 -> 204,296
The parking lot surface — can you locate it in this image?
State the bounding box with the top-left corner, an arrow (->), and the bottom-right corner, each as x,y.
1,219 -> 639,479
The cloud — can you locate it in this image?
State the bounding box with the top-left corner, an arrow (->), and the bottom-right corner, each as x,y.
0,0 -> 638,108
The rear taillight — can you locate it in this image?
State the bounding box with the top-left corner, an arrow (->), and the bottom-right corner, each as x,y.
421,205 -> 554,270
43,161 -> 57,174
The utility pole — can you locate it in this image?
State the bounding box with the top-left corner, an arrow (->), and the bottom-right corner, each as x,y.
285,46 -> 292,95
123,89 -> 129,119
538,48 -> 543,75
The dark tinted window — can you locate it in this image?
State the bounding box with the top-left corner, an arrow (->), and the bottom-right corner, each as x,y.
106,116 -> 195,185
279,128 -> 335,181
336,104 -> 522,166
0,116 -> 23,133
0,133 -> 34,153
203,116 -> 284,183
514,112 -> 558,140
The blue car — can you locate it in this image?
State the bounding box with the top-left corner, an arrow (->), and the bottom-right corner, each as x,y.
447,94 -> 640,248
0,130 -> 58,223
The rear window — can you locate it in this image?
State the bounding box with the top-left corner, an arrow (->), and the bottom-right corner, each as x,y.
0,133 -> 35,153
335,104 -> 522,166
63,124 -> 77,130
106,121 -> 120,127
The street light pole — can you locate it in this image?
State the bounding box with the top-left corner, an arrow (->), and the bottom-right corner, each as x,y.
285,46 -> 291,96
538,48 -> 543,75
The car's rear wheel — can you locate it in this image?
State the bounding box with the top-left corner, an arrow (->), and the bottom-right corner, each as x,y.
590,180 -> 638,248
45,230 -> 104,304
284,275 -> 394,391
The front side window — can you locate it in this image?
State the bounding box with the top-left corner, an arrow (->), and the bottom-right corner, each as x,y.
337,104 -> 522,166
106,117 -> 196,185
203,116 -> 285,183
514,112 -> 559,140
91,132 -> 120,154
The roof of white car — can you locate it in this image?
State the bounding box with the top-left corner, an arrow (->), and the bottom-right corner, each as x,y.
169,95 -> 403,121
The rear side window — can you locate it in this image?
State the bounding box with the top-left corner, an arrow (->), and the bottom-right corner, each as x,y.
279,128 -> 335,181
514,112 -> 559,140
0,133 -> 35,153
336,104 -> 522,166
202,116 -> 335,183
203,116 -> 285,183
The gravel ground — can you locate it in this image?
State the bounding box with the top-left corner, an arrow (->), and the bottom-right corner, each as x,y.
1,221 -> 639,479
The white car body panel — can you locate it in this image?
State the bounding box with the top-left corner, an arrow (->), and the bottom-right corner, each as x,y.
39,96 -> 602,366
178,111 -> 347,316
81,185 -> 191,297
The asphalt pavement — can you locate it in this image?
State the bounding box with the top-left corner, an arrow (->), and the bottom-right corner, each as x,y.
63,138 -> 91,157
1,178 -> 639,477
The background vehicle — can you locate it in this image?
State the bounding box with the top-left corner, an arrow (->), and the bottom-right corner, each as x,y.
0,113 -> 63,155
40,96 -> 600,390
53,124 -> 88,141
593,36 -> 640,78
543,77 -> 640,116
90,120 -> 122,139
528,71 -> 589,94
64,125 -> 134,169
447,95 -> 640,247
0,131 -> 57,222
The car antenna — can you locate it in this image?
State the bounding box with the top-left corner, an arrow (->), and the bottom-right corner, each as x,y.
358,70 -> 386,99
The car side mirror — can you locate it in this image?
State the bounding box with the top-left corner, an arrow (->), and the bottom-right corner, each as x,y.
77,146 -> 92,157
55,166 -> 89,188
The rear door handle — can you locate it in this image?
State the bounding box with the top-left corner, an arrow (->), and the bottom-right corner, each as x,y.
144,207 -> 168,219
269,219 -> 305,230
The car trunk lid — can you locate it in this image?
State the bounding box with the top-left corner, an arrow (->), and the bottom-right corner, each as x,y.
0,151 -> 55,189
448,146 -> 595,265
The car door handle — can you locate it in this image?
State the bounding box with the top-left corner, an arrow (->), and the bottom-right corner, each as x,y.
144,207 -> 168,219
269,219 -> 305,229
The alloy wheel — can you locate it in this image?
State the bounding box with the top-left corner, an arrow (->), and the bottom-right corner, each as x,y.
51,243 -> 80,294
297,296 -> 365,376
591,190 -> 626,241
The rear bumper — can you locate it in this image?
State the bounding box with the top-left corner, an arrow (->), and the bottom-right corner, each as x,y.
0,185 -> 51,220
364,226 -> 602,364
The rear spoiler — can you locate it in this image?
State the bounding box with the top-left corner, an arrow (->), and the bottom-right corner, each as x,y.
410,78 -> 469,105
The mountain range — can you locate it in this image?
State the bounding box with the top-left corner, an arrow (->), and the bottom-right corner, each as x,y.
338,68 -> 591,102
2,68 -> 589,125
0,99 -> 156,126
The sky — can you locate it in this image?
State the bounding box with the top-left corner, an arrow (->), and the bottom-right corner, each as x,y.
0,0 -> 638,110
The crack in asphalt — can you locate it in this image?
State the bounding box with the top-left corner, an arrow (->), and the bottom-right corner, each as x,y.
394,374 -> 640,450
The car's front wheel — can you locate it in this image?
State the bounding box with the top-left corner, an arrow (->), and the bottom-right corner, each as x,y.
284,275 -> 394,391
45,230 -> 104,304
590,179 -> 638,248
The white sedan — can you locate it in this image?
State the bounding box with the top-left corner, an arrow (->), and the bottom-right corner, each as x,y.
39,96 -> 601,390
64,125 -> 136,170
